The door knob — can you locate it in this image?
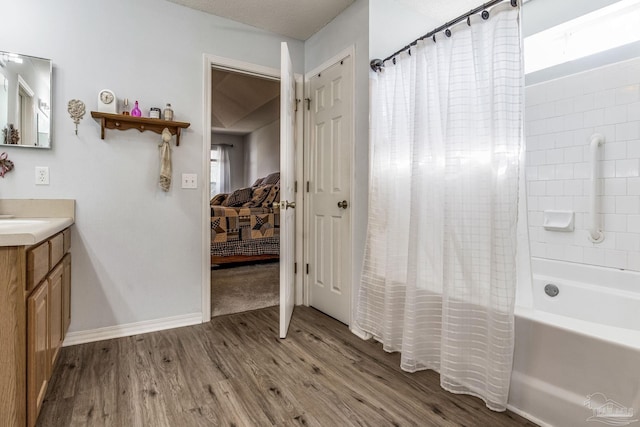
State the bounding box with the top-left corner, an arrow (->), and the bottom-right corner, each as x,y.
337,200 -> 348,209
285,200 -> 296,209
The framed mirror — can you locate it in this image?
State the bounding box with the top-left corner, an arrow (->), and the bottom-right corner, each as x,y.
0,51 -> 52,149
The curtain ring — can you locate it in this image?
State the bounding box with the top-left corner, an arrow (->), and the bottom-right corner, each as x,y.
392,57 -> 396,65
482,10 -> 490,20
467,16 -> 471,26
511,0 -> 518,6
408,48 -> 411,56
445,28 -> 451,37
432,34 -> 436,43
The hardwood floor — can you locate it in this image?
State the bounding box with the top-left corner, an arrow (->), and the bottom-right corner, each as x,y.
37,307 -> 536,426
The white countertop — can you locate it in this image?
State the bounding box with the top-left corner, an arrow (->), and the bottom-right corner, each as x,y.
0,217 -> 74,246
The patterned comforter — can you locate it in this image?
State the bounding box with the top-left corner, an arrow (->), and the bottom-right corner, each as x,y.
210,206 -> 280,257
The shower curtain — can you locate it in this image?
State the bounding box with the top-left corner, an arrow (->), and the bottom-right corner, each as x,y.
357,3 -> 522,411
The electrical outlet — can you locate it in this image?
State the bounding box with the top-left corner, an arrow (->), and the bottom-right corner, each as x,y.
181,173 -> 197,189
35,167 -> 49,185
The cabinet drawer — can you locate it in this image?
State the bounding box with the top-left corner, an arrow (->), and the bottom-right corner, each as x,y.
27,242 -> 49,292
63,228 -> 71,254
50,233 -> 64,268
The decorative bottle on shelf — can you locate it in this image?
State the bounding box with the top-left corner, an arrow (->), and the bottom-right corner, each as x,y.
122,98 -> 130,115
131,101 -> 142,117
163,103 -> 174,121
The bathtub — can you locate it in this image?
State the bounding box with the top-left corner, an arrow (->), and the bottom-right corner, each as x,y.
508,258 -> 640,427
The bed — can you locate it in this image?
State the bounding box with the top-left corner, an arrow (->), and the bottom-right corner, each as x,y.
210,172 -> 280,265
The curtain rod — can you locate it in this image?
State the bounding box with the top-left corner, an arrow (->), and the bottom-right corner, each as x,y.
370,0 -> 518,72
212,143 -> 234,147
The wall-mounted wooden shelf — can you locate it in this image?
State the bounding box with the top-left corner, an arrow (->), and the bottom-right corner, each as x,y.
90,112 -> 191,146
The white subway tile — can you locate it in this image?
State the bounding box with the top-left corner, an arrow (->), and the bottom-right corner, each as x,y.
525,87 -> 547,107
527,196 -> 539,211
573,162 -> 590,179
529,181 -> 546,196
563,180 -> 583,196
563,146 -> 583,163
564,245 -> 584,263
615,84 -> 640,105
529,150 -> 546,166
603,141 -> 627,160
547,181 -> 564,196
594,89 -> 616,109
603,214 -> 627,232
616,233 -> 640,252
615,159 -> 640,178
626,140 -> 640,158
596,231 -> 617,249
538,134 -> 556,150
583,247 -> 606,266
616,196 -> 639,214
555,196 -> 574,211
526,166 -> 539,181
530,241 -> 547,257
563,112 -> 584,131
616,121 -> 640,141
555,164 -> 573,180
604,105 -> 628,125
573,196 -> 588,213
605,249 -> 627,269
574,93 -> 595,112
601,160 -> 616,178
603,178 -> 628,196
553,131 -> 574,148
627,215 -> 640,233
547,148 -> 564,164
628,101 -> 640,120
628,252 -> 640,271
600,196 -> 616,214
627,177 -> 640,195
538,165 -> 555,180
538,196 -> 555,210
555,99 -> 574,116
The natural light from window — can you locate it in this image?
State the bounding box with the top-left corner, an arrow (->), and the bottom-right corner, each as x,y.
524,0 -> 640,74
210,148 -> 220,198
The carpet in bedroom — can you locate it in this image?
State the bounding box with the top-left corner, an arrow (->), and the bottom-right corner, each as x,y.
211,261 -> 279,317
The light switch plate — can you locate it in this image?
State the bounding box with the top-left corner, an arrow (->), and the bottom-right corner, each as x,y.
181,173 -> 197,189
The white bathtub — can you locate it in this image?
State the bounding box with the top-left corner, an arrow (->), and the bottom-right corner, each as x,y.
508,258 -> 640,427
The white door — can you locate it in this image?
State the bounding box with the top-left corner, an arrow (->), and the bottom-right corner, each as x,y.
307,55 -> 353,324
279,42 -> 296,338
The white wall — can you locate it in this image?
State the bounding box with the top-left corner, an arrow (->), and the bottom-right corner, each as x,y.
0,0 -> 303,335
304,0 -> 369,330
243,120 -> 280,185
525,57 -> 640,271
369,0 -> 436,61
212,133 -> 245,191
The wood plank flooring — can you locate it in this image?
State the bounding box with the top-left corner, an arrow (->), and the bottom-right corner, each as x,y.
37,306 -> 536,426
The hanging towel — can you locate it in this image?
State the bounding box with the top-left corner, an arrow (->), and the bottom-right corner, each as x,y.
159,128 -> 172,192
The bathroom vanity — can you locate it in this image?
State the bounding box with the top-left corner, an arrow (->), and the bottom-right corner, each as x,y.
0,199 -> 75,427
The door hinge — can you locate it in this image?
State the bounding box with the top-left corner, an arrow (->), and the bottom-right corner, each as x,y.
305,98 -> 311,111
306,264 -> 309,275
306,181 -> 310,192
295,181 -> 298,193
294,262 -> 297,274
295,98 -> 301,112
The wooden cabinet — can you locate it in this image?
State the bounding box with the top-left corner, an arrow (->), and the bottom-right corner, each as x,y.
0,227 -> 72,427
27,282 -> 49,427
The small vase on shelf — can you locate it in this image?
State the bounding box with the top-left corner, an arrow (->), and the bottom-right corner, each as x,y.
131,101 -> 142,117
163,103 -> 174,121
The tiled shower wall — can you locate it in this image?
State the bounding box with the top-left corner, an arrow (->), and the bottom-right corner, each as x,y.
525,57 -> 640,271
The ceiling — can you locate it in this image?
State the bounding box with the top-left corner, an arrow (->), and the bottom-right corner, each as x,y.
165,0 -> 486,41
211,69 -> 279,135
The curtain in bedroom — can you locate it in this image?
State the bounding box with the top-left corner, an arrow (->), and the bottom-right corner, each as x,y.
357,3 -> 523,411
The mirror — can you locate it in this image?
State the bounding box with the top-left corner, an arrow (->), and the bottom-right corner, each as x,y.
0,51 -> 52,149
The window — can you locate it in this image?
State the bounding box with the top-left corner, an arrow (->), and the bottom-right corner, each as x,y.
524,0 -> 640,74
210,148 -> 220,198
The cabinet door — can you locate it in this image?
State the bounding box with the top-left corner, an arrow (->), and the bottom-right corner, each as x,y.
48,264 -> 64,370
27,282 -> 49,427
62,254 -> 71,336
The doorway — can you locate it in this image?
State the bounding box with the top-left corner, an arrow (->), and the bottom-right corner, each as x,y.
208,66 -> 281,318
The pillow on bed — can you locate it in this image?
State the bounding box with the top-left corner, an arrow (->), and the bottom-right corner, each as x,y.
243,185 -> 272,207
210,193 -> 228,206
251,177 -> 265,187
262,184 -> 280,208
223,187 -> 253,207
262,172 -> 280,185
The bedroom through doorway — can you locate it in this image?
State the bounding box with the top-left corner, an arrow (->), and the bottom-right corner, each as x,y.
209,66 -> 281,318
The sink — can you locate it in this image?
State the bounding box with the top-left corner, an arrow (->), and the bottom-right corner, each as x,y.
0,219 -> 49,227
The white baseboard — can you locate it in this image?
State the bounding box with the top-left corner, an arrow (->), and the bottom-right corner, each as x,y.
506,403 -> 552,427
62,312 -> 203,347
